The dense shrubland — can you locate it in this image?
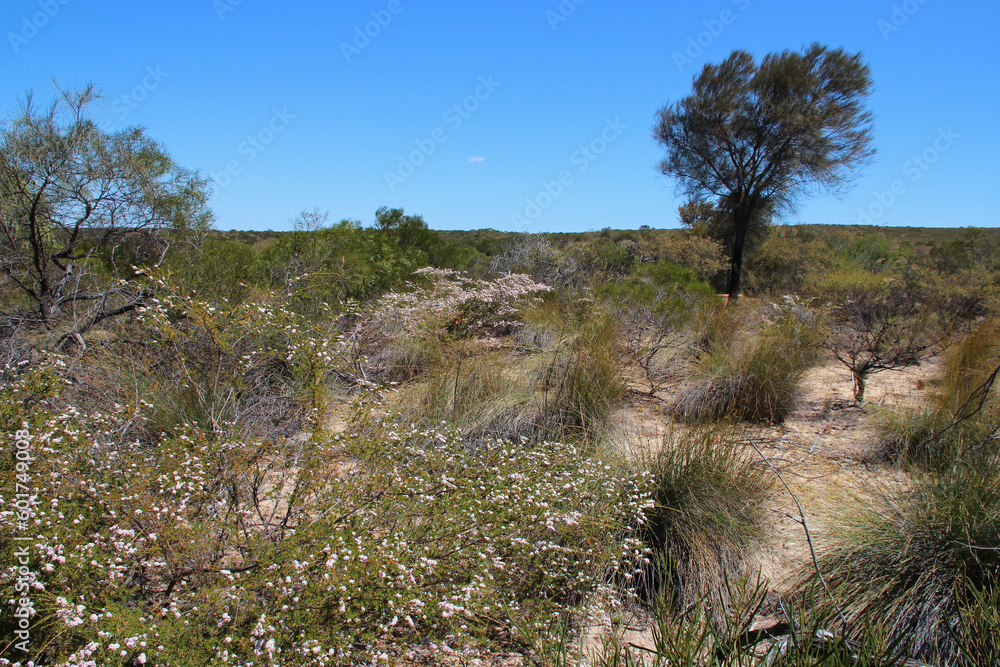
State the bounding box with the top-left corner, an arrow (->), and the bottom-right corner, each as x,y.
3,215 -> 1000,666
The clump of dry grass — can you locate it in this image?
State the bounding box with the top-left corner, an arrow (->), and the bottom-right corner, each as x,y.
408,308 -> 625,445
672,309 -> 819,423
800,460 -> 1000,665
869,319 -> 1000,469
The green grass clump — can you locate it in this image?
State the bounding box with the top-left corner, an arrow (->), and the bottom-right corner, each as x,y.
800,462 -> 1000,665
673,310 -> 819,423
633,428 -> 774,609
867,404 -> 993,470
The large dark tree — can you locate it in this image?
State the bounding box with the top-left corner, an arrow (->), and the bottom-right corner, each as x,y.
654,44 -> 875,295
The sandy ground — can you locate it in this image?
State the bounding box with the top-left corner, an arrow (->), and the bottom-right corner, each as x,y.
590,356 -> 943,658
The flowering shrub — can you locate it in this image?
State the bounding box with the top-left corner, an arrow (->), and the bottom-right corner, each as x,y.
63,272 -> 355,444
1,356 -> 651,665
374,268 -> 553,338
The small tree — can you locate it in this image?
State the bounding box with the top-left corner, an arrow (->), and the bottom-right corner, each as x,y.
824,277 -> 936,402
654,44 -> 875,296
0,86 -> 211,334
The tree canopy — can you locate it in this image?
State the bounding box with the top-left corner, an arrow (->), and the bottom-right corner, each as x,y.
654,44 -> 875,295
0,86 -> 212,330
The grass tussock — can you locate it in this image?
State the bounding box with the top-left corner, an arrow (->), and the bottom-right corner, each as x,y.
408,303 -> 625,444
632,427 -> 774,609
800,461 -> 1000,665
672,308 -> 820,423
870,319 -> 1000,469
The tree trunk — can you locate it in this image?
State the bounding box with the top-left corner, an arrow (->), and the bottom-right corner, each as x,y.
851,369 -> 866,402
726,212 -> 751,296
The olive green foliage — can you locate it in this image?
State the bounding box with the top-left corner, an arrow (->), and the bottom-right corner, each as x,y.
655,45 -> 875,295
579,232 -> 641,277
678,199 -> 771,289
0,85 -> 212,331
171,234 -> 259,304
647,230 -> 729,285
0,359 -> 649,665
743,225 -> 839,296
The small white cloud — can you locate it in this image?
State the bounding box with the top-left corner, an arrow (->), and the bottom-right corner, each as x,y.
468,156 -> 485,162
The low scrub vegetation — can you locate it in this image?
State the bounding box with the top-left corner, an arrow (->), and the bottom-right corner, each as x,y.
632,428 -> 775,608
870,319 -> 999,469
799,459 -> 1000,665
4,201 -> 1000,664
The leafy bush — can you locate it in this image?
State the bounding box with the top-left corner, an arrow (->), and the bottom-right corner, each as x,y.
743,225 -> 840,296
672,305 -> 819,423
169,234 -> 260,305
254,212 -> 427,317
641,229 -> 729,286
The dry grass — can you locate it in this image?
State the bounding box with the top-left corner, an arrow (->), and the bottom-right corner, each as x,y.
869,320 -> 1000,469
798,460 -> 1000,665
400,305 -> 625,445
672,313 -> 819,424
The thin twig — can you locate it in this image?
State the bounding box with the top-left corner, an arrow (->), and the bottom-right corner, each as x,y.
744,436 -> 849,628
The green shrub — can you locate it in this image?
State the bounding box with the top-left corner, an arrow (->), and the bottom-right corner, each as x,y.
0,362 -> 650,665
171,234 -> 260,304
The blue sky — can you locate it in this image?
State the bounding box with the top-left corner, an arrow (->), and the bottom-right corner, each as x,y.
2,0 -> 998,232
